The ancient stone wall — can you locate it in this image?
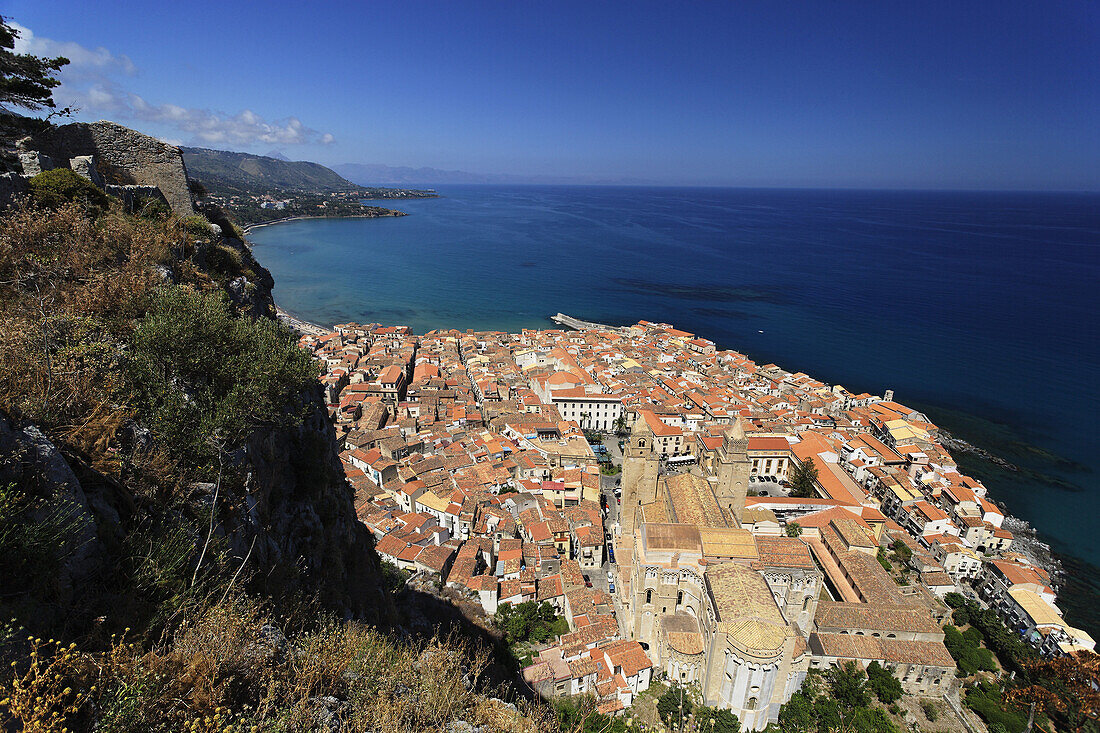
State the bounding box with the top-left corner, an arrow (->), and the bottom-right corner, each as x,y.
21,121 -> 195,215
0,173 -> 29,204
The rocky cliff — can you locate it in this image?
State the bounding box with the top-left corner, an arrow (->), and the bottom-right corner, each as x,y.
0,392 -> 391,625
0,120 -> 394,628
227,387 -> 393,620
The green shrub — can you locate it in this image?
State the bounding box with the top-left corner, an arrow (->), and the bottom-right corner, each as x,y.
848,707 -> 898,733
180,214 -> 215,238
380,559 -> 409,595
494,600 -> 568,644
554,696 -> 631,733
966,680 -> 1029,733
943,624 -> 997,675
124,286 -> 319,475
697,705 -> 741,733
943,592 -> 968,609
204,242 -> 254,282
132,195 -> 171,220
778,666 -> 899,733
877,546 -> 892,572
657,685 -> 694,729
828,662 -> 870,709
921,700 -> 939,721
866,661 -> 902,703
29,168 -> 109,215
891,538 -> 912,565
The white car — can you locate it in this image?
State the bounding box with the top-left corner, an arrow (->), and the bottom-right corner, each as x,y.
606,570 -> 615,583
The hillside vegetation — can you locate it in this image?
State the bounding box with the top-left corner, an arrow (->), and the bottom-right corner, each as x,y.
0,175 -> 589,730
181,147 -> 361,195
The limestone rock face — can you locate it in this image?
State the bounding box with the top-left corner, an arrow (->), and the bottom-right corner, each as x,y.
21,121 -> 196,215
222,387 -> 394,621
69,155 -> 106,188
0,412 -> 109,602
18,150 -> 54,176
0,396 -> 393,624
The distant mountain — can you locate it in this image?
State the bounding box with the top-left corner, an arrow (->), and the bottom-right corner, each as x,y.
181,147 -> 361,196
265,149 -> 291,161
333,163 -> 518,186
334,162 -> 655,187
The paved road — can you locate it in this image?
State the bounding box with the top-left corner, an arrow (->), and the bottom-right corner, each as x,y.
600,474 -> 621,526
602,435 -> 624,463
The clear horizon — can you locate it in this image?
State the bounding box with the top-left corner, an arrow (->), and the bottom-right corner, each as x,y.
8,1 -> 1100,190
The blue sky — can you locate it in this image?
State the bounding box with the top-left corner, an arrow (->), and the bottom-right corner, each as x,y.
7,0 -> 1099,189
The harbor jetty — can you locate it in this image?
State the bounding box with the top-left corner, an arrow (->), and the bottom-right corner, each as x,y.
550,312 -> 632,335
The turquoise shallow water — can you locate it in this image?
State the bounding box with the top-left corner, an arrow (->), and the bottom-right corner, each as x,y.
249,185 -> 1100,633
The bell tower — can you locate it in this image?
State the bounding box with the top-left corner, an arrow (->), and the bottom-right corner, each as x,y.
620,416 -> 658,535
715,417 -> 751,525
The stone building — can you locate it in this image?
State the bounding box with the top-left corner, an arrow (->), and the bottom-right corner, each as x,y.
615,421 -> 822,730
700,563 -> 810,730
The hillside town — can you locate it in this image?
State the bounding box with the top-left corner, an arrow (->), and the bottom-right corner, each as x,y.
298,317 -> 1093,729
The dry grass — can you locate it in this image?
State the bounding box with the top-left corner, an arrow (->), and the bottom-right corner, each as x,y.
0,202 -> 179,470
0,201 -> 259,495
1,595 -> 557,732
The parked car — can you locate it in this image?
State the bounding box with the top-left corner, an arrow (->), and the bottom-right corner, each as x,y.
609,581 -> 615,593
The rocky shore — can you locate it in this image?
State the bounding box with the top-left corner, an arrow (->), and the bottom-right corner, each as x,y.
1001,514 -> 1064,589
938,430 -> 1020,472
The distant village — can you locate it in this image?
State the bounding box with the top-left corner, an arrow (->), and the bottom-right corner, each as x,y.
202,189 -> 402,226
294,317 -> 1091,729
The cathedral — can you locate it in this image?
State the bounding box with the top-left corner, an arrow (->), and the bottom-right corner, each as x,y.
614,417 -> 821,730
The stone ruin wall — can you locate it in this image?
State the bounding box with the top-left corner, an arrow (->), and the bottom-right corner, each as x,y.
11,121 -> 195,216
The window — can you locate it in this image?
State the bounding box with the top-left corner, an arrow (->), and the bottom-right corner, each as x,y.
746,698 -> 758,711
646,589 -> 652,605
677,591 -> 683,606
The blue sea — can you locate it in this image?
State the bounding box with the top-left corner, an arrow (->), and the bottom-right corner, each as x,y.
249,185 -> 1100,632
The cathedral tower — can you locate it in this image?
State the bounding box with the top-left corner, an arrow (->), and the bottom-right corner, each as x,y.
620,416 -> 659,535
715,417 -> 751,525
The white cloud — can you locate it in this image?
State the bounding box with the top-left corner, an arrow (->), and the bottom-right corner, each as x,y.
12,23 -> 335,146
11,22 -> 136,79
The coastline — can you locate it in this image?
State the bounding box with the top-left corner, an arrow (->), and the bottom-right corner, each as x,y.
549,314 -> 1069,593
245,185 -> 1100,639
275,304 -> 333,336
243,210 -> 406,234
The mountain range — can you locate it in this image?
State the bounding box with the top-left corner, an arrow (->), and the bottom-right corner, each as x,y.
181,146 -> 362,196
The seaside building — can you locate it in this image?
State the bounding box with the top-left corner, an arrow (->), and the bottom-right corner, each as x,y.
297,317 -> 1068,723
